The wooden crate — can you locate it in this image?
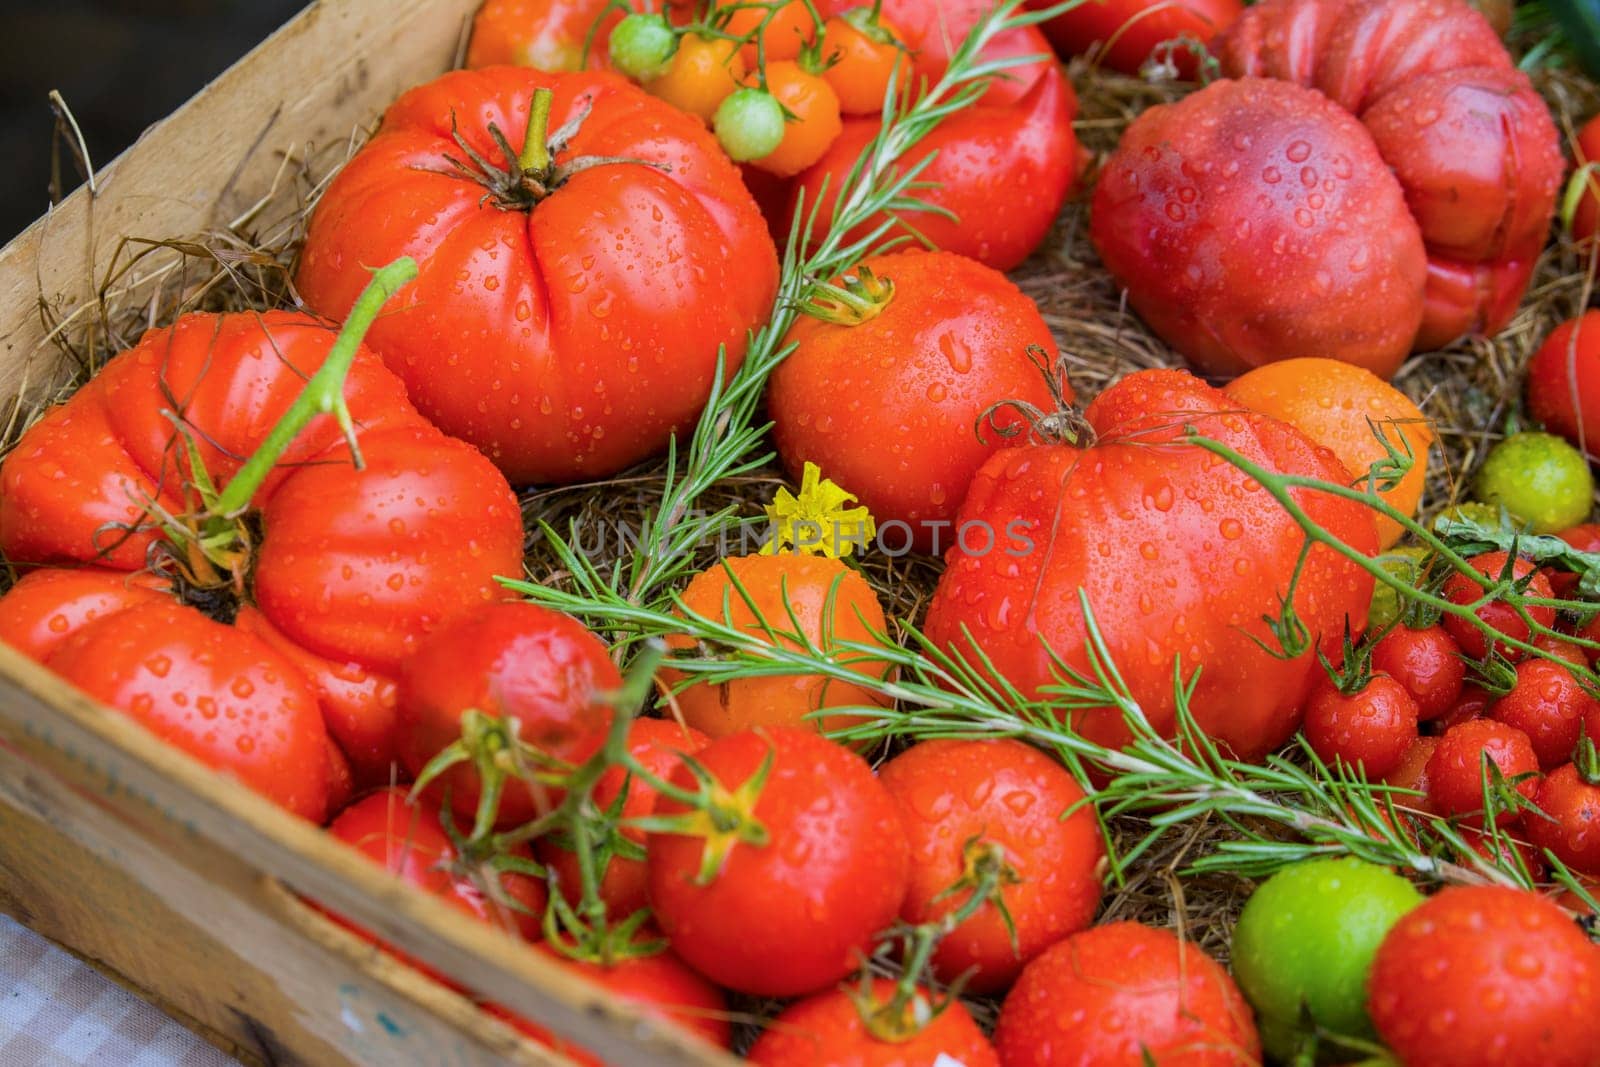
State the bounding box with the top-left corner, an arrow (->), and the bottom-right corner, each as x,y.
0,2 -> 740,1064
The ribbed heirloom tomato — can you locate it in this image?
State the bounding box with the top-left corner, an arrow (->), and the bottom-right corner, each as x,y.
0,300 -> 525,814
924,368 -> 1377,761
297,68 -> 778,485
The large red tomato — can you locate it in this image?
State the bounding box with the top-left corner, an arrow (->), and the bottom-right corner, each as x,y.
1217,0 -> 1562,352
746,980 -> 999,1066
923,368 -> 1377,761
0,310 -> 525,800
468,0 -> 624,72
1090,77 -> 1427,380
788,1 -> 1077,271
769,250 -> 1063,553
1032,0 -> 1243,78
297,68 -> 778,485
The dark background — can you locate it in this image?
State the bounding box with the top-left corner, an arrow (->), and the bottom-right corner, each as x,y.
0,0 -> 306,244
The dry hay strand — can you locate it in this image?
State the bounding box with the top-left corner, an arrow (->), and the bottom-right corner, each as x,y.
7,44 -> 1600,975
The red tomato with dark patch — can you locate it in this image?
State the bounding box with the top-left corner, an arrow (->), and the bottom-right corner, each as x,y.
746,979 -> 999,1066
1528,763 -> 1600,877
1490,659 -> 1599,769
1370,624 -> 1465,721
398,602 -> 621,829
327,787 -> 547,943
539,717 -> 709,919
1031,0 -> 1243,78
1529,312 -> 1600,460
877,739 -> 1104,994
1091,77 -> 1427,380
0,311 -> 524,804
1217,0 -> 1561,351
1441,552 -> 1556,662
297,68 -> 778,485
1369,886 -> 1600,1067
1304,672 -> 1420,780
1426,719 -> 1541,826
1384,735 -> 1440,813
788,20 -> 1078,271
924,368 -> 1377,762
493,945 -> 732,1064
646,726 -> 910,997
994,922 -> 1261,1066
769,251 -> 1063,554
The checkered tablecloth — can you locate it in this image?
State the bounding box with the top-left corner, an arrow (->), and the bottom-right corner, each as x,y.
0,914 -> 240,1067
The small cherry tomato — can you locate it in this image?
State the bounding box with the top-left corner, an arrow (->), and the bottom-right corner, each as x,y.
1426,719 -> 1542,826
722,0 -> 817,66
878,739 -> 1104,994
714,86 -> 786,161
820,11 -> 908,115
610,13 -> 679,79
1572,114 -> 1600,245
995,922 -> 1261,1066
1232,857 -> 1422,1061
1383,736 -> 1440,814
539,717 -> 709,920
748,60 -> 843,177
1369,887 -> 1600,1067
1490,658 -> 1600,769
645,34 -> 747,122
646,726 -> 911,996
397,602 -> 620,829
746,980 -> 999,1066
1527,761 -> 1600,877
1442,551 -> 1556,662
1474,432 -> 1594,535
1434,682 -> 1495,733
1304,673 -> 1421,780
1370,624 -> 1465,722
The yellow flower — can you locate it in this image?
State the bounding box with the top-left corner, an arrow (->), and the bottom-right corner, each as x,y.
762,462 -> 876,559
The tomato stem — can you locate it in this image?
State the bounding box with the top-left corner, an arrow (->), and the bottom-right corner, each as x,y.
519,88 -> 556,173
210,257 -> 416,517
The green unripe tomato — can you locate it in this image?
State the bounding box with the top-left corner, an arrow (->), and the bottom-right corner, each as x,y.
1473,431 -> 1594,534
1367,545 -> 1429,632
713,88 -> 785,162
1231,857 -> 1423,1061
608,14 -> 677,80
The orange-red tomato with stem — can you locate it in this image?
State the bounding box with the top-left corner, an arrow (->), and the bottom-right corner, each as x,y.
819,11 -> 907,114
468,0 -> 630,71
723,0 -> 816,66
746,980 -> 998,1066
646,34 -> 747,121
746,61 -> 842,177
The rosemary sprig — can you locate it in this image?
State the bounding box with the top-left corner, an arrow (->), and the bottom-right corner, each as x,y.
567,0 -> 1077,613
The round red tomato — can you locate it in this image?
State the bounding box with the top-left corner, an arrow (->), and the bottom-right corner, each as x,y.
494,945 -> 732,1064
1384,735 -> 1440,814
1441,551 -> 1556,662
788,2 -> 1077,272
878,739 -> 1104,994
923,368 -> 1377,762
0,309 -> 524,803
1426,719 -> 1541,826
994,922 -> 1261,1066
1528,312 -> 1600,460
1032,0 -> 1242,78
398,602 -> 621,829
1091,77 -> 1426,379
539,717 -> 709,919
1575,114 -> 1600,245
1369,886 -> 1600,1067
1527,763 -> 1600,877
769,250 -> 1063,554
646,726 -> 910,996
746,979 -> 998,1066
1370,624 -> 1465,721
1304,672 -> 1421,780
1490,659 -> 1600,769
297,68 -> 778,485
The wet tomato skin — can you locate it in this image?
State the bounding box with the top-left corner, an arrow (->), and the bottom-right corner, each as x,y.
1303,672 -> 1421,780
746,979 -> 998,1066
878,739 -> 1105,994
1369,625 -> 1465,721
646,726 -> 911,997
1527,763 -> 1600,877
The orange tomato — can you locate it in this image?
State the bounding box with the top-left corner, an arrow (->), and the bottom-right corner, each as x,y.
820,12 -> 908,114
660,554 -> 893,739
1225,357 -> 1433,549
748,60 -> 843,177
644,34 -> 747,122
467,0 -> 623,71
722,0 -> 817,67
